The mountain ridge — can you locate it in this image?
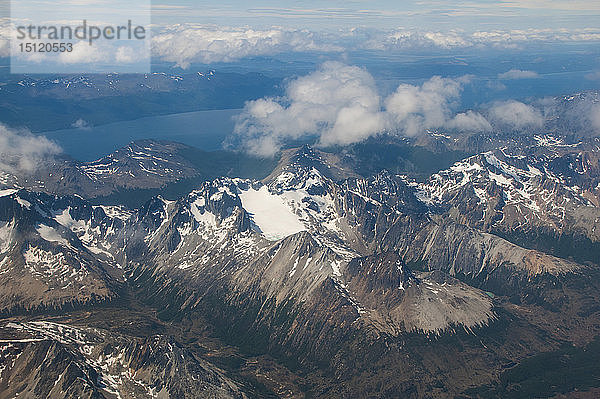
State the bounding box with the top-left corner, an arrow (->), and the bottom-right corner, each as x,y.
1,132 -> 599,397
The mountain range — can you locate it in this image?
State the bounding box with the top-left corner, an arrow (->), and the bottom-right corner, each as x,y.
1,118 -> 600,397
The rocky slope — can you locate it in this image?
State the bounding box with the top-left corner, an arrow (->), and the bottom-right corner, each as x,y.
1,138 -> 599,397
0,141 -> 202,199
0,190 -> 125,313
0,320 -> 246,399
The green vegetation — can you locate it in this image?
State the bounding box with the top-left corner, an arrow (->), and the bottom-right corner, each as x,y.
494,229 -> 600,266
327,139 -> 469,181
464,338 -> 600,398
406,259 -> 428,272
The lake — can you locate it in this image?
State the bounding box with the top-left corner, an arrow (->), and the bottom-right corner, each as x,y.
41,109 -> 242,161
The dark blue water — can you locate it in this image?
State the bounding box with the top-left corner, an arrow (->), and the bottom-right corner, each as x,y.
41,109 -> 241,161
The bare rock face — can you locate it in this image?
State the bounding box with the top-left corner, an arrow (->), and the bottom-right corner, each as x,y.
235,231 -> 342,303
394,221 -> 581,277
0,339 -> 103,399
263,145 -> 360,184
0,191 -> 123,313
343,253 -> 495,335
0,321 -> 246,399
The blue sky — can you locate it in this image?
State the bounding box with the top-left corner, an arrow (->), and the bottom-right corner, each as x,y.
151,0 -> 600,31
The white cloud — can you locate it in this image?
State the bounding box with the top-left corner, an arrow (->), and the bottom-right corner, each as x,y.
322,104 -> 387,146
152,25 -> 342,68
9,40 -> 148,70
0,18 -> 9,58
488,100 -> 544,129
72,119 -> 91,130
422,31 -> 471,48
0,124 -> 62,173
58,41 -> 105,64
359,29 -> 473,51
233,62 -> 385,156
147,25 -> 600,68
232,60 -> 560,155
498,69 -> 539,79
361,27 -> 600,53
115,46 -> 136,63
3,21 -> 600,66
385,76 -> 465,135
447,111 -> 493,132
233,63 -> 496,155
470,28 -> 600,46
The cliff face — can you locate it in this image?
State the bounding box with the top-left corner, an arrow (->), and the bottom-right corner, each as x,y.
0,191 -> 124,313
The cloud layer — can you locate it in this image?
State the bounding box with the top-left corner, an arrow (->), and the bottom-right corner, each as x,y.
150,25 -> 600,67
591,104 -> 600,131
2,18 -> 600,67
488,100 -> 544,129
0,18 -> 10,58
232,62 -> 384,156
152,25 -> 341,67
233,63 -> 552,156
385,76 -> 472,135
149,25 -> 600,67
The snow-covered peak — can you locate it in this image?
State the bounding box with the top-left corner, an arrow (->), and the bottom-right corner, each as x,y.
413,148 -> 600,235
79,140 -> 197,184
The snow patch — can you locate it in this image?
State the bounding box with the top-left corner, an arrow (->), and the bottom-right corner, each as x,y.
16,197 -> 31,209
488,171 -> 511,187
37,224 -> 68,245
239,186 -> 305,241
0,189 -> 17,197
190,199 -> 217,227
98,205 -> 132,221
0,222 -> 14,253
55,208 -> 86,232
331,260 -> 342,277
